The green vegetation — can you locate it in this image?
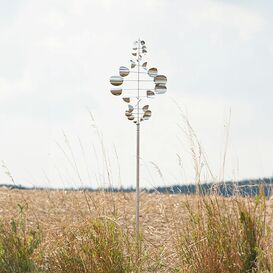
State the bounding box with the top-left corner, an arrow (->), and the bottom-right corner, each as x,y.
46,219 -> 137,273
0,205 -> 41,273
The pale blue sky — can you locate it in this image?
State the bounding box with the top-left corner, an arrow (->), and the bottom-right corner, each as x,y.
0,0 -> 272,188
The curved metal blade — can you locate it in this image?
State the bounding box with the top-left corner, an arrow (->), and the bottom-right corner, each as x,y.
110,88 -> 122,96
142,105 -> 149,111
128,104 -> 134,112
123,97 -> 130,103
143,110 -> 152,117
110,76 -> 123,86
147,90 -> 155,97
119,66 -> 130,77
154,75 -> 167,84
148,67 -> 158,78
125,111 -> 132,117
155,84 -> 167,94
143,109 -> 152,120
130,60 -> 136,69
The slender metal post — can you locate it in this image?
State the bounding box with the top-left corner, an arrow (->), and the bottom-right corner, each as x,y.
136,39 -> 141,254
136,122 -> 140,248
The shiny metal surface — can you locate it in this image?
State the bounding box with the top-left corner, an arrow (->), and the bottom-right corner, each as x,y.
123,97 -> 130,103
154,75 -> 167,84
128,104 -> 134,112
142,105 -> 149,111
143,110 -> 152,117
143,110 -> 152,120
147,90 -> 155,97
130,60 -> 136,69
110,76 -> 123,86
119,66 -> 130,77
148,67 -> 158,78
110,88 -> 122,96
125,111 -> 132,117
155,84 -> 167,94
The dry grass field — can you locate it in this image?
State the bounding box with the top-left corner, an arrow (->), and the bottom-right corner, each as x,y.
0,188 -> 273,272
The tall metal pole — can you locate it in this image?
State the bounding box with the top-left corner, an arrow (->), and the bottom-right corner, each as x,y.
136,39 -> 141,253
136,122 -> 140,248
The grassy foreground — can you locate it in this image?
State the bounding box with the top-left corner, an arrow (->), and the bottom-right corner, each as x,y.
0,188 -> 272,273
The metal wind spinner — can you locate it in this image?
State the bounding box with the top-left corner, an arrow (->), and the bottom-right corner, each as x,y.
109,39 -> 167,249
109,39 -> 167,124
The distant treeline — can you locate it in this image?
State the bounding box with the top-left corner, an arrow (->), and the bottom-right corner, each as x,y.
0,177 -> 272,197
147,178 -> 273,197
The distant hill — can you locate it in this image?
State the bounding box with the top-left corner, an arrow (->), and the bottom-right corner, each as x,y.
1,177 -> 272,197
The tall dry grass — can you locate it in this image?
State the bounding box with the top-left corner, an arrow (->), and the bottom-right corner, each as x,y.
0,112 -> 272,272
45,218 -> 138,273
0,190 -> 272,273
176,192 -> 273,273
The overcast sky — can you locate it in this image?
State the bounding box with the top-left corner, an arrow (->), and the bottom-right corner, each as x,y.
0,0 -> 272,188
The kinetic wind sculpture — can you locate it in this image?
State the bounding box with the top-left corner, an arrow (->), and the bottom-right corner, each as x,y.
109,39 -> 167,244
